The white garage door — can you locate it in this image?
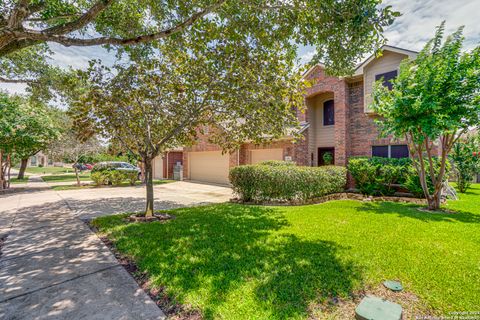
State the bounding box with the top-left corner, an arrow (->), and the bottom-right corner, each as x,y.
153,155 -> 164,179
250,149 -> 284,164
189,151 -> 230,184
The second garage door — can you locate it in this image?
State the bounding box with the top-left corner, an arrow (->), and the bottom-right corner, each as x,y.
250,148 -> 284,164
189,151 -> 230,184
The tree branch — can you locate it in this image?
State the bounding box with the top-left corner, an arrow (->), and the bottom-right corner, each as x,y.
1,0 -> 226,54
25,14 -> 81,23
7,0 -> 30,29
44,0 -> 115,35
0,76 -> 37,84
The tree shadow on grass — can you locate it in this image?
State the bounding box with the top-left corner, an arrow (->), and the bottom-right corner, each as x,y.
108,204 -> 362,319
356,201 -> 480,224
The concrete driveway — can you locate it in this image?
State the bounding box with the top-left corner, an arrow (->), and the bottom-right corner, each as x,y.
57,180 -> 232,220
0,177 -> 231,319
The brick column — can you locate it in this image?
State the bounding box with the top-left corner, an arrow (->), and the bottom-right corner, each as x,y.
334,83 -> 349,166
182,149 -> 189,179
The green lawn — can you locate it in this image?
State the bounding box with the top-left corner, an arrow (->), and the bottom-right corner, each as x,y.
9,176 -> 29,184
92,184 -> 480,319
26,167 -> 73,174
51,179 -> 173,191
41,174 -> 91,182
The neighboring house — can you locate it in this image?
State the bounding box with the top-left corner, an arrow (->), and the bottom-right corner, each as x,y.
156,45 -> 433,185
27,151 -> 52,167
27,151 -> 64,167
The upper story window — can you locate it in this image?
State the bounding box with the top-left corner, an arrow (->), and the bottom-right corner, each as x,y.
375,70 -> 398,90
372,145 -> 409,158
323,100 -> 334,126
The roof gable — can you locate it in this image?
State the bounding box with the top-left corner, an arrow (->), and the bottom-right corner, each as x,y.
302,45 -> 418,79
353,45 -> 418,76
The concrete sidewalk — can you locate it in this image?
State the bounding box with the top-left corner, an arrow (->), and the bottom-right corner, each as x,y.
0,176 -> 165,320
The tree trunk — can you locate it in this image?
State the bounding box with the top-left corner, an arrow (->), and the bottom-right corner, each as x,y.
74,165 -> 80,186
144,157 -> 154,217
6,154 -> 11,189
427,189 -> 442,210
0,150 -> 4,190
17,158 -> 28,179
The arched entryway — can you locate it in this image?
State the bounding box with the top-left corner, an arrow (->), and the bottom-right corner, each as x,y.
305,92 -> 336,166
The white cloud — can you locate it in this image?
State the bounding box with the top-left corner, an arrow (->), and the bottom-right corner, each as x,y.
298,0 -> 480,65
383,0 -> 480,51
48,43 -> 118,70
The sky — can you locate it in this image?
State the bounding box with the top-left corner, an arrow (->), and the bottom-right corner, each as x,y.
2,0 -> 480,95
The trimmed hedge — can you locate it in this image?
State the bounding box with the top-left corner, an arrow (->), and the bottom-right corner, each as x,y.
229,164 -> 346,202
258,160 -> 296,167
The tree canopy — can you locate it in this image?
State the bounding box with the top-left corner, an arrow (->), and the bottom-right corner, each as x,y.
1,0 -> 398,84
371,22 -> 480,210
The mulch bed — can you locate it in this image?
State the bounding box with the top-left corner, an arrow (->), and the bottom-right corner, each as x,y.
231,192 -> 428,206
126,213 -> 175,223
87,223 -> 202,320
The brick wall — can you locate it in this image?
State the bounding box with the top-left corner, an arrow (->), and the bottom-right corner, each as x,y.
347,80 -> 409,158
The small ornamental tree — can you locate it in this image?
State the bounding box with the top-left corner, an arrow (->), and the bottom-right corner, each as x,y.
450,135 -> 480,193
46,114 -> 103,186
371,23 -> 480,210
73,42 -> 305,217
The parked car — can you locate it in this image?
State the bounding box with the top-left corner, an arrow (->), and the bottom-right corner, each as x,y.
84,163 -> 94,170
92,161 -> 141,177
72,163 -> 88,171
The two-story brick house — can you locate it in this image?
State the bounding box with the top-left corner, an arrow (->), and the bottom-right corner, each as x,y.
152,45 -> 419,184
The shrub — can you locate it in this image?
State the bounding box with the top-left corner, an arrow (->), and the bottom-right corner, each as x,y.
349,158 -> 403,195
91,171 -> 108,186
348,156 -> 450,197
90,167 -> 138,186
107,170 -> 126,185
229,164 -> 346,202
450,137 -> 480,193
125,171 -> 139,186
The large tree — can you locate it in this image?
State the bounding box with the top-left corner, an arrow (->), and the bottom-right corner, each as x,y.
1,0 -> 398,83
371,23 -> 480,210
73,38 -> 304,216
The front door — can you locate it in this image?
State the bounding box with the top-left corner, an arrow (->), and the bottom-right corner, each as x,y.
318,147 -> 335,166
